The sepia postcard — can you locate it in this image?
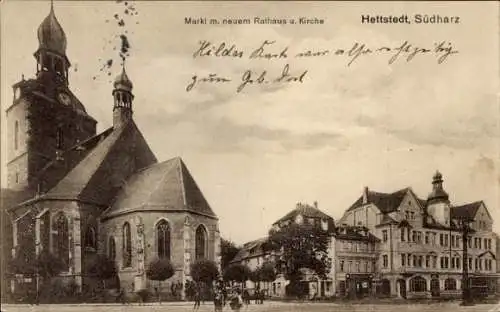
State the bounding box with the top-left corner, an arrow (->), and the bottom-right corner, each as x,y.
0,1 -> 499,311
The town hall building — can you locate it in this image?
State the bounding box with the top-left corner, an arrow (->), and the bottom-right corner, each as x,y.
3,3 -> 221,297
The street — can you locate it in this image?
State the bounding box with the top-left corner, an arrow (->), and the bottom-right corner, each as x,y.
2,301 -> 500,312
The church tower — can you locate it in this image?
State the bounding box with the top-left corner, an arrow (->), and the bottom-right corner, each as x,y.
112,66 -> 134,128
5,2 -> 97,192
426,171 -> 451,226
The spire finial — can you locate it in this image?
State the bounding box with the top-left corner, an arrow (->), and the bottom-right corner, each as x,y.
50,0 -> 54,12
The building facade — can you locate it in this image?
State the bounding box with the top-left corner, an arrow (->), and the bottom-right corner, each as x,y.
339,171 -> 498,299
4,4 -> 220,298
332,224 -> 380,298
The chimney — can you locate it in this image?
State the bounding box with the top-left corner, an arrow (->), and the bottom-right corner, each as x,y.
362,187 -> 369,204
313,201 -> 318,209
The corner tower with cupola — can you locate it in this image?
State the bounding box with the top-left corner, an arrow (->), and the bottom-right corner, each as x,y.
426,171 -> 451,226
5,2 -> 97,193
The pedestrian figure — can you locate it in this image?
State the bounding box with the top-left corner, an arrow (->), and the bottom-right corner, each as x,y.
193,284 -> 201,310
229,289 -> 243,311
243,289 -> 250,305
214,289 -> 224,312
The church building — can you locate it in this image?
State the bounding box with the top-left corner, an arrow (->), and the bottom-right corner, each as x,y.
4,3 -> 221,297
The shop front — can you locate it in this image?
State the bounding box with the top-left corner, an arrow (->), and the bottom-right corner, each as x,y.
345,273 -> 374,299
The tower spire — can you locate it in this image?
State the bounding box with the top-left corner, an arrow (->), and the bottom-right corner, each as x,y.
35,0 -> 70,86
112,63 -> 134,128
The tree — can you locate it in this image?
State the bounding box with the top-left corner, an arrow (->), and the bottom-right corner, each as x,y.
191,259 -> 219,284
220,238 -> 241,270
223,263 -> 251,290
35,250 -> 66,280
190,259 -> 219,299
267,222 -> 331,297
86,254 -> 117,290
250,261 -> 276,291
258,261 -> 277,290
146,258 -> 175,302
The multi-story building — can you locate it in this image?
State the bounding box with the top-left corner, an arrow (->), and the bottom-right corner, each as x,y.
232,203 -> 380,299
332,224 -> 380,298
339,171 -> 498,299
231,238 -> 269,271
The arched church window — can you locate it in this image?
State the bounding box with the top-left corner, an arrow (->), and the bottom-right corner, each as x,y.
14,121 -> 19,150
122,222 -> 132,267
84,226 -> 96,250
195,225 -> 208,260
108,236 -> 116,261
52,212 -> 69,270
156,220 -> 171,259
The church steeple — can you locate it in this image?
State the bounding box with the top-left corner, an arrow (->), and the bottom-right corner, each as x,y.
34,0 -> 70,86
112,64 -> 134,128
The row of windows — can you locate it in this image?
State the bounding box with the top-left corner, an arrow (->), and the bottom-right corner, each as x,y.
108,220 -> 208,267
108,221 -> 209,267
471,237 -> 493,250
339,241 -> 375,252
400,253 -> 438,268
403,210 -> 416,220
339,259 -> 376,273
381,252 -> 494,272
393,229 -> 493,251
50,215 -> 209,270
409,277 -> 458,292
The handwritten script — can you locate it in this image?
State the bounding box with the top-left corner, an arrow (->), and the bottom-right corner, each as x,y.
186,40 -> 458,93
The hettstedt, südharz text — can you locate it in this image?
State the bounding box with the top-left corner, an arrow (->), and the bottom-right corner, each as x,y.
185,17 -> 325,25
361,14 -> 460,24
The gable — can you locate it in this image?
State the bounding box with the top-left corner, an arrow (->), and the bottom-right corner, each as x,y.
478,250 -> 496,260
476,202 -> 492,222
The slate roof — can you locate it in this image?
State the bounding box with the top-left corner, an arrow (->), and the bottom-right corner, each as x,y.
274,203 -> 333,225
451,201 -> 483,221
102,157 -> 217,219
230,237 -> 268,263
42,121 -> 157,205
347,188 -> 410,213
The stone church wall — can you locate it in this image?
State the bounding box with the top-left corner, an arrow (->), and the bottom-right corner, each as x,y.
100,210 -> 219,295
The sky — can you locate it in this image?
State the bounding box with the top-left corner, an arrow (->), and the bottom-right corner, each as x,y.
1,1 -> 499,245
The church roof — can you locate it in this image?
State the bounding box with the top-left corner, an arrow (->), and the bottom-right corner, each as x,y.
102,157 -> 217,220
41,120 -> 157,205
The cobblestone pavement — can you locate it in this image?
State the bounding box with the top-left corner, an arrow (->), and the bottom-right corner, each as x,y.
2,301 -> 500,312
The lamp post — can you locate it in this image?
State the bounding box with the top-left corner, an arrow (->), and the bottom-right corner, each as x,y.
460,218 -> 474,306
